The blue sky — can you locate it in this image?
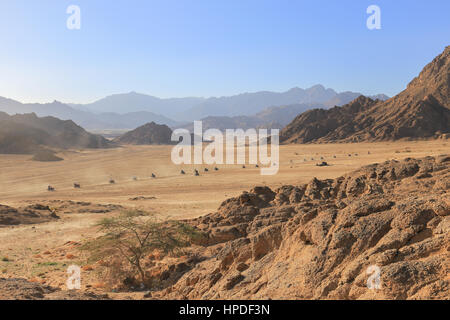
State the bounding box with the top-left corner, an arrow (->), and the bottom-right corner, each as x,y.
0,0 -> 448,103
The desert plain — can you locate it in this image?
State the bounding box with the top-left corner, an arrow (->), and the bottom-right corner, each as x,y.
0,139 -> 448,298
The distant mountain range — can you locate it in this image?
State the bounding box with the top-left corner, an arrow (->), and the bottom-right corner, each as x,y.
69,86 -> 388,122
69,92 -> 204,120
0,98 -> 178,130
280,46 -> 450,143
176,86 -> 388,121
0,86 -> 388,131
1,43 -> 446,156
178,103 -> 319,132
179,95 -> 389,133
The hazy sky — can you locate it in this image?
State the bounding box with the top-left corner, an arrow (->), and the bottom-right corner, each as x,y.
0,0 -> 448,103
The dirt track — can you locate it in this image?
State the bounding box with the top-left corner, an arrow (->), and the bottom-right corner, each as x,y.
1,141 -> 448,218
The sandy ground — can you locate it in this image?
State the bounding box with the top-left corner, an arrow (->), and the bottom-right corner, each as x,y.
1,140 -> 448,217
0,140 -> 448,294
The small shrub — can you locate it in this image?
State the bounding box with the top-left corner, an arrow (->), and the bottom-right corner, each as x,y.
81,210 -> 204,289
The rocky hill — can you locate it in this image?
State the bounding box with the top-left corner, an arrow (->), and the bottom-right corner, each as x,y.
280,46 -> 450,143
0,112 -> 113,154
114,122 -> 173,145
147,155 -> 449,300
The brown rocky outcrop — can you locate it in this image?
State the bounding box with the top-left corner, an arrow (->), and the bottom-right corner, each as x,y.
152,155 -> 449,300
0,204 -> 60,226
0,278 -> 110,300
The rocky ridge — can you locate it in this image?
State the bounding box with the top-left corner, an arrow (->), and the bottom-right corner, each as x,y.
280,46 -> 450,143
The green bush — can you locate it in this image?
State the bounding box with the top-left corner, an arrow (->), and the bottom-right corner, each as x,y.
81,210 -> 204,288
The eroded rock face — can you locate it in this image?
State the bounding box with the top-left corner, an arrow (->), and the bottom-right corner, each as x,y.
155,156 -> 449,300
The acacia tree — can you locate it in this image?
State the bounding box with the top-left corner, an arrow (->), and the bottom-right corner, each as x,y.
82,210 -> 203,287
